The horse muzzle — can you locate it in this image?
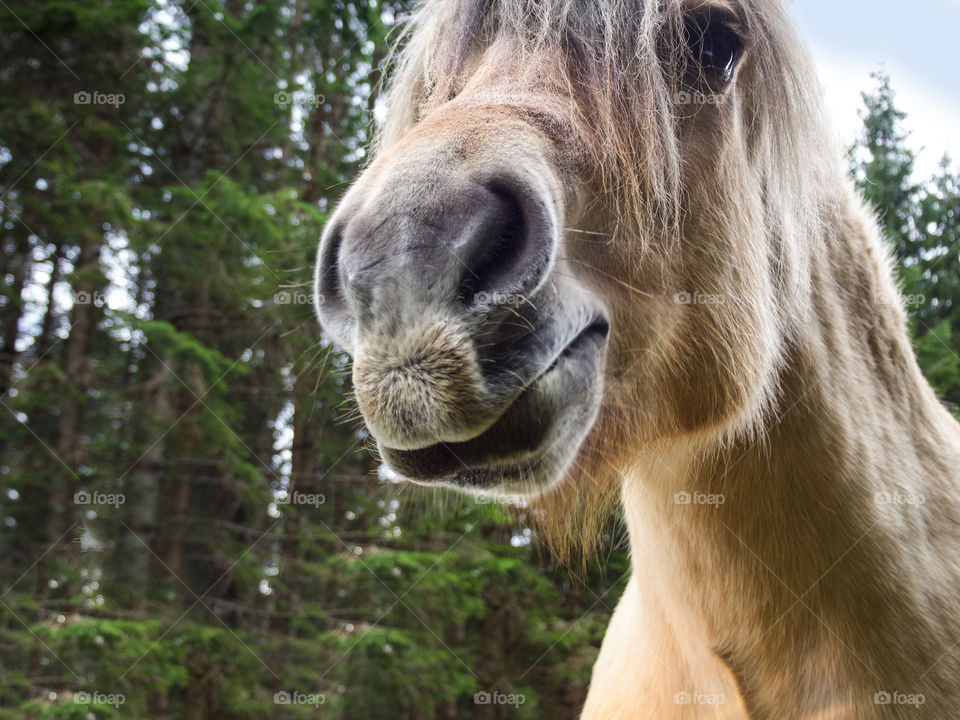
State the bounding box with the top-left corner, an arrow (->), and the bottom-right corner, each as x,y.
314,124 -> 609,495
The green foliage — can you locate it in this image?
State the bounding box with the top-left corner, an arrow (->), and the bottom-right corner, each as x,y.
5,7 -> 953,720
851,72 -> 919,256
851,71 -> 960,412
0,2 -> 620,719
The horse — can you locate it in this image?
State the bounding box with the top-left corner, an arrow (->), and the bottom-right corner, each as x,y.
314,0 -> 960,717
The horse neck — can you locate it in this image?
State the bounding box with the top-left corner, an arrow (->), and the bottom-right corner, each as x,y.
619,187 -> 960,705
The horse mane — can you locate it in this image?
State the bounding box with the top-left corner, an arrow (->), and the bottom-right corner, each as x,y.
374,0 -> 856,560
378,0 -> 834,240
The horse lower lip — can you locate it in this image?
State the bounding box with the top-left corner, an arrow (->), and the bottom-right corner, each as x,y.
379,318 -> 608,483
379,383 -> 551,482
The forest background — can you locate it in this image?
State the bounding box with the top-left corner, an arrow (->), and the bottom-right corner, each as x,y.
1,1 -> 957,718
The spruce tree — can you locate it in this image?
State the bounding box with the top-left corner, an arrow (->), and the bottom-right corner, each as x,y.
851,72 -> 960,412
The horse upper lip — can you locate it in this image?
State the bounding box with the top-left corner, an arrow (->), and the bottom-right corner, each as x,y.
379,313 -> 609,480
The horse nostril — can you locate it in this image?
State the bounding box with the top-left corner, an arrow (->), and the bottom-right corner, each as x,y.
457,181 -> 554,309
315,217 -> 355,347
316,173 -> 557,348
318,222 -> 343,298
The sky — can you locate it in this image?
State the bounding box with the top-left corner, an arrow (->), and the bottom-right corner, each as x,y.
788,0 -> 960,180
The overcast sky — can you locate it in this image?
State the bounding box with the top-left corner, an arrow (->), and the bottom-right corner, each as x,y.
788,0 -> 960,179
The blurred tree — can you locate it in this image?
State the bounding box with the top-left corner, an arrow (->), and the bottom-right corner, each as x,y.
915,160 -> 960,407
1,2 -> 625,719
850,71 -> 919,261
851,71 -> 960,411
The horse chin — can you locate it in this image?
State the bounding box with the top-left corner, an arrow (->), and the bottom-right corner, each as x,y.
377,319 -> 609,497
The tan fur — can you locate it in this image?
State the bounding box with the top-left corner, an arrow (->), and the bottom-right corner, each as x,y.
332,0 -> 960,716
354,314 -> 501,449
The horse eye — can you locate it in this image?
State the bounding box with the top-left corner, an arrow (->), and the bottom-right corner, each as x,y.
684,16 -> 742,82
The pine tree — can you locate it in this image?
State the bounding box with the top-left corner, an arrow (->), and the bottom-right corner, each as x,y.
1,3 -> 626,718
851,72 -> 960,412
915,159 -> 960,408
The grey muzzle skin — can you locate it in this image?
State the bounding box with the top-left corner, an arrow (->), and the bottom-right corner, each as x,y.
315,153 -> 610,496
